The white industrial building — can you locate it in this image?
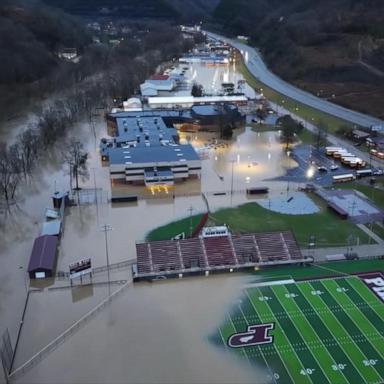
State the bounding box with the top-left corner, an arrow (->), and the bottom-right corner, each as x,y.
140,75 -> 176,97
148,95 -> 248,109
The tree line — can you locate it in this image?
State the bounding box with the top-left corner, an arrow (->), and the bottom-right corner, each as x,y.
0,23 -> 199,211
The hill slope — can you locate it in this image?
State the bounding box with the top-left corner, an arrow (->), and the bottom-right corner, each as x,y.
0,1 -> 90,84
214,0 -> 384,119
42,0 -> 220,21
41,0 -> 180,19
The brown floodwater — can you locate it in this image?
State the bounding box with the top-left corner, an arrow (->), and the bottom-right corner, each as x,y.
0,61 -> 296,384
17,275 -> 272,384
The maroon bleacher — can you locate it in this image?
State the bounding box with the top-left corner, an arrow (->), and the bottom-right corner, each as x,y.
203,237 -> 236,266
135,230 -> 303,277
282,232 -> 303,260
179,238 -> 207,268
136,243 -> 152,274
254,232 -> 290,262
231,235 -> 259,264
148,240 -> 181,272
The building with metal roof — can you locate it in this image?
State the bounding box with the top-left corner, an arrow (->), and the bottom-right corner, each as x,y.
27,235 -> 58,279
140,75 -> 176,96
147,95 -> 248,109
41,220 -> 62,237
101,113 -> 201,186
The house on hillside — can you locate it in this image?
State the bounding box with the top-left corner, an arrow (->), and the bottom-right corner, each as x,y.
58,48 -> 78,61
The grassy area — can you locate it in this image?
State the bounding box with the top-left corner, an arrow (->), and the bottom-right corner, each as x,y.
146,214 -> 202,242
297,128 -> 316,145
250,123 -> 279,132
332,182 -> 384,209
238,60 -> 351,134
251,259 -> 384,281
210,201 -> 371,247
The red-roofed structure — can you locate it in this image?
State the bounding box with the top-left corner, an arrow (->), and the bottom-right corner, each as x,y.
149,74 -> 169,81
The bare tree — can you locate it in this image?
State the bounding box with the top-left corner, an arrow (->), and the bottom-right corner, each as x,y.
0,143 -> 22,205
15,127 -> 40,178
62,139 -> 89,191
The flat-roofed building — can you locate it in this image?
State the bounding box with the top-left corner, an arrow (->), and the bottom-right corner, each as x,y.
100,113 -> 201,185
148,95 -> 248,109
109,144 -> 201,185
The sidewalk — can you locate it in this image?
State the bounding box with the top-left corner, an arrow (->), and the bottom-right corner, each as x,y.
301,243 -> 384,261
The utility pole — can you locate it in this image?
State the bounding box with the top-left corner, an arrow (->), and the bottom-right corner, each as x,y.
92,168 -> 99,222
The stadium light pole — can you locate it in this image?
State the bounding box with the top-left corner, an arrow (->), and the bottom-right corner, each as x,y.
101,224 -> 113,292
188,206 -> 194,238
230,159 -> 236,206
286,150 -> 291,197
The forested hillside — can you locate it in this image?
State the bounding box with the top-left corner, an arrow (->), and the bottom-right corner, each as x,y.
214,0 -> 384,118
42,0 -> 220,21
42,0 -> 179,18
167,0 -> 220,21
0,1 -> 90,84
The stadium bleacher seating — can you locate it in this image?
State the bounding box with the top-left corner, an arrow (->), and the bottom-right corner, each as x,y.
179,238 -> 206,269
135,231 -> 303,276
203,236 -> 236,266
231,235 -> 259,264
136,243 -> 152,273
149,240 -> 181,272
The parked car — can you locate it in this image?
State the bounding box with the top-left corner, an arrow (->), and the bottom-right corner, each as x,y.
330,164 -> 339,171
317,166 -> 327,172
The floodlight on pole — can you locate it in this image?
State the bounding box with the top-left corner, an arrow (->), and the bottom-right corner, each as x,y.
100,224 -> 113,289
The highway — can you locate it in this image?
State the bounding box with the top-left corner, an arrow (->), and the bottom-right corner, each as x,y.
207,31 -> 384,129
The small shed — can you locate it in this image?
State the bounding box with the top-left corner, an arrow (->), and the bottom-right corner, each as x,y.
27,235 -> 58,279
40,220 -> 62,236
352,129 -> 370,142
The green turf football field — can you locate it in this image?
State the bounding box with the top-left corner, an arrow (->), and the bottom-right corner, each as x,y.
215,275 -> 384,384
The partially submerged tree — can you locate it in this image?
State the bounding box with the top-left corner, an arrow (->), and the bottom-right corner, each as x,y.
62,140 -> 89,191
191,82 -> 203,97
315,119 -> 328,150
277,114 -> 304,150
256,107 -> 268,121
14,127 -> 40,178
0,143 -> 22,205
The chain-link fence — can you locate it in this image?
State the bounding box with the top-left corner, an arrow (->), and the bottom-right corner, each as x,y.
0,329 -> 12,383
9,281 -> 129,382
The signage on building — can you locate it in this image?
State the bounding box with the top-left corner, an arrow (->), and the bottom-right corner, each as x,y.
69,258 -> 92,280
